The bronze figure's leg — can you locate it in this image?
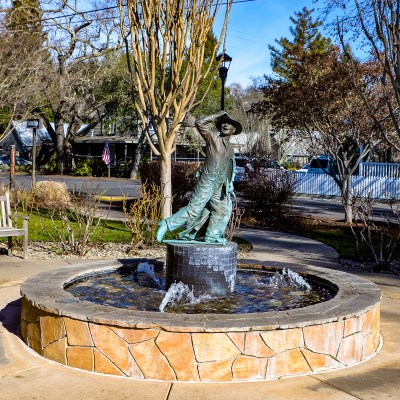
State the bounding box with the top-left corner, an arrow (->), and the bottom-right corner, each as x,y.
204,182 -> 232,243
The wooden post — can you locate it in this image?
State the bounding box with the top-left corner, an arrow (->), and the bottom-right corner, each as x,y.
31,126 -> 37,185
10,145 -> 15,191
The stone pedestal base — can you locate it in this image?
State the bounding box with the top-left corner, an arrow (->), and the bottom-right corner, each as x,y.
166,242 -> 238,296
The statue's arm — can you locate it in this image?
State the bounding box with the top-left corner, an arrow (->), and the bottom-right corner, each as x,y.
195,111 -> 227,140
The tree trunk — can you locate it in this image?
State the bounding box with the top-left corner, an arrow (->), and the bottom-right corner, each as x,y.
341,176 -> 354,224
130,132 -> 147,180
344,198 -> 353,224
64,138 -> 73,172
160,152 -> 172,219
54,118 -> 65,173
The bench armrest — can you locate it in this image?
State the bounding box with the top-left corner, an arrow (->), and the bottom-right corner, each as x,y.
9,213 -> 30,221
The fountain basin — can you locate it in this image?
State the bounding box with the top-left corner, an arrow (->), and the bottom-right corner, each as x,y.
20,259 -> 381,382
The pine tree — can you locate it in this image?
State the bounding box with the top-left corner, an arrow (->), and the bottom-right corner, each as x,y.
269,7 -> 332,84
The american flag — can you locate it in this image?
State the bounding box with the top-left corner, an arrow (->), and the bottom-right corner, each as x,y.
102,139 -> 111,165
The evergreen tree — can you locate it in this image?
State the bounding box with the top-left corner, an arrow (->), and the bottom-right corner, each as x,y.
269,7 -> 332,83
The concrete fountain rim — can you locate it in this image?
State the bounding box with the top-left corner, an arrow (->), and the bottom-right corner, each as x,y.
20,258 -> 382,333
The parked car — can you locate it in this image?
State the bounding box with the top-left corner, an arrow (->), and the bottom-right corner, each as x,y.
0,155 -> 32,166
0,154 -> 32,170
234,156 -> 253,182
298,156 -> 336,175
308,156 -> 336,174
256,158 -> 285,170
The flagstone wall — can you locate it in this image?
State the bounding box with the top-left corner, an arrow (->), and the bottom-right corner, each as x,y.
20,261 -> 382,382
20,296 -> 380,382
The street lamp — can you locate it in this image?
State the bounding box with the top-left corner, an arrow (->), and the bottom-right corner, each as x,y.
27,119 -> 40,185
217,52 -> 232,111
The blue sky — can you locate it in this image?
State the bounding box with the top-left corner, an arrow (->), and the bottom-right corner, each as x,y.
216,0 -> 320,87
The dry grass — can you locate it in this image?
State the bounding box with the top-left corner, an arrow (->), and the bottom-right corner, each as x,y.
32,181 -> 71,209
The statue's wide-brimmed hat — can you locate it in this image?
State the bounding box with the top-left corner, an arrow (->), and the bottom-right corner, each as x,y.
216,114 -> 243,135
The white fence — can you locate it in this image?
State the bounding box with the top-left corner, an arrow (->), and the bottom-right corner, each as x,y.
359,162 -> 400,178
294,172 -> 400,200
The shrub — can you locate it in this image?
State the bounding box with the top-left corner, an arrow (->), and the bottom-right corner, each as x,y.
0,164 -> 10,173
225,198 -> 245,241
350,195 -> 400,270
139,160 -> 198,212
123,183 -> 162,249
115,159 -> 132,178
74,159 -> 93,176
40,158 -> 57,174
32,181 -> 71,210
242,169 -> 296,221
39,185 -> 104,256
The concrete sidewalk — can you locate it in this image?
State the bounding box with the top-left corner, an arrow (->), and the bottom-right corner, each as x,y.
1,230 -> 399,400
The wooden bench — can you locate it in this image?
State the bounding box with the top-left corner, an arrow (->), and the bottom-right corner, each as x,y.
0,192 -> 29,259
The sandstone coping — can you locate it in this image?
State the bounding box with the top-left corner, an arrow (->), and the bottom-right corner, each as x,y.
20,259 -> 381,332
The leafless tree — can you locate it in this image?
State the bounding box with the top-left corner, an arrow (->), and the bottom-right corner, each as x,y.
118,0 -> 232,218
0,13 -> 46,134
31,0 -> 121,171
321,0 -> 400,151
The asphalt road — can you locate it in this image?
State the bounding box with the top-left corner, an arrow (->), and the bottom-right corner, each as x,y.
0,173 -> 141,199
0,173 -> 396,222
291,196 -> 395,221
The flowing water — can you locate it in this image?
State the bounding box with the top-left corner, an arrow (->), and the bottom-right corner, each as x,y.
65,263 -> 336,314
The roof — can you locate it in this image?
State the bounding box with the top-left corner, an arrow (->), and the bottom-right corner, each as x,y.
73,135 -> 139,144
10,121 -> 69,147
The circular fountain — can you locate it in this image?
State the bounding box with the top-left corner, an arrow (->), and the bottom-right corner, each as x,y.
20,258 -> 381,382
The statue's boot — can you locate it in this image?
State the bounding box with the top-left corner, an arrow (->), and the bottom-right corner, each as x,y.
156,220 -> 168,243
204,235 -> 227,245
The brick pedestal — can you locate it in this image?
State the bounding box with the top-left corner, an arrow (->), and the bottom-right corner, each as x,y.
165,242 -> 238,296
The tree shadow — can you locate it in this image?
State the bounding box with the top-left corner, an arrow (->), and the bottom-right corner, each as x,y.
310,367 -> 400,396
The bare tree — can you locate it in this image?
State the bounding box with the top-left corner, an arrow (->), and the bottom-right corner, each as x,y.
322,0 -> 400,151
32,0 -> 121,171
119,0 -> 232,218
0,5 -> 46,133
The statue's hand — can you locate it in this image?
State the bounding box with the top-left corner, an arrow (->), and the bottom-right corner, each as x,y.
214,110 -> 228,120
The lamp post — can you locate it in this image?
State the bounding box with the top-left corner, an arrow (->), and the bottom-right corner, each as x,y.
27,119 -> 40,185
217,52 -> 232,111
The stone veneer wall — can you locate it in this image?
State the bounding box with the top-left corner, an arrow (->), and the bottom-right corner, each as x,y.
20,297 -> 380,382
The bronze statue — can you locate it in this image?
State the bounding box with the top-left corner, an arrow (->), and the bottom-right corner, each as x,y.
156,111 -> 242,244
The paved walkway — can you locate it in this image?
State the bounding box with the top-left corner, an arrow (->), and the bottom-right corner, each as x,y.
0,229 -> 399,400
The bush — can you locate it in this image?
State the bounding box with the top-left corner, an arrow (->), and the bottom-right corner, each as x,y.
73,157 -> 107,177
350,195 -> 400,270
242,169 -> 296,221
0,164 -> 10,173
115,159 -> 133,178
139,160 -> 198,212
32,181 -> 71,209
39,185 -> 104,256
123,183 -> 162,249
40,158 -> 57,174
74,159 -> 93,176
